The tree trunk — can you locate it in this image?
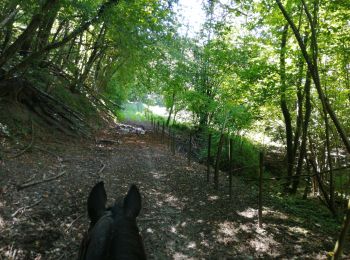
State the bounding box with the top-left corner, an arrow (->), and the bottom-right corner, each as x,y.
309,158 -> 336,216
166,91 -> 176,126
74,25 -> 106,89
214,133 -> 225,190
35,4 -> 60,51
324,109 -> 335,213
292,62 -> 304,159
279,24 -> 294,191
292,71 -> 312,193
0,4 -> 18,29
51,19 -> 67,44
0,0 -> 59,69
332,199 -> 350,259
4,0 -> 120,78
1,12 -> 15,53
276,0 -> 350,156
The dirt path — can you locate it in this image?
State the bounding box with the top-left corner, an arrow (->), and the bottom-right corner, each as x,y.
0,124 -> 344,259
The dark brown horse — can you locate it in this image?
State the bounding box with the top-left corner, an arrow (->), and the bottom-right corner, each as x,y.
78,182 -> 146,259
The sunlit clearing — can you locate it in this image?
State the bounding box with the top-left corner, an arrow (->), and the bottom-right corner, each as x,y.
246,130 -> 283,147
146,105 -> 168,117
237,208 -> 257,219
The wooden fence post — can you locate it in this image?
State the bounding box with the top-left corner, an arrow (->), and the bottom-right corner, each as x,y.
229,138 -> 233,200
207,133 -> 212,183
214,133 -> 225,190
172,130 -> 176,155
187,132 -> 192,166
168,127 -> 171,150
258,151 -> 264,228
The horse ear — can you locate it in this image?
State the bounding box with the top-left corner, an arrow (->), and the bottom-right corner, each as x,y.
124,185 -> 141,218
87,182 -> 107,225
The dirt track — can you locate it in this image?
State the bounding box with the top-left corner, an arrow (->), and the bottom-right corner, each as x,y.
0,123 -> 344,259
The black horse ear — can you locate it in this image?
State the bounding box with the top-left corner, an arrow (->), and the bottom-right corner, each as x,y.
124,185 -> 141,218
87,181 -> 107,225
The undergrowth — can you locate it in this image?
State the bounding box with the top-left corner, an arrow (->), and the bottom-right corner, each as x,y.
267,191 -> 341,234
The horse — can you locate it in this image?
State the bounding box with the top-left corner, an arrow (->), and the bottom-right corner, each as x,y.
78,182 -> 146,259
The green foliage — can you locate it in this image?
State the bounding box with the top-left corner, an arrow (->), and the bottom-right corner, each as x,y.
197,127 -> 259,176
53,85 -> 100,123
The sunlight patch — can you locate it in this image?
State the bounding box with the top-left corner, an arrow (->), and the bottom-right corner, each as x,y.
237,208 -> 257,219
288,226 -> 309,235
263,208 -> 289,220
187,241 -> 196,249
200,240 -> 210,247
163,194 -> 184,209
0,216 -> 5,228
239,223 -> 253,232
248,233 -> 279,256
173,252 -> 194,259
207,195 -> 219,201
146,228 -> 154,233
1,245 -> 26,259
217,221 -> 239,244
165,194 -> 179,203
170,226 -> 177,233
249,239 -> 270,252
151,171 -> 165,179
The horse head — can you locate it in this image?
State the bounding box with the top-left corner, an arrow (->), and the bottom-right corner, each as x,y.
78,182 -> 146,259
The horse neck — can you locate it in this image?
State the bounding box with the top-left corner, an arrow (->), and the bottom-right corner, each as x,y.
111,220 -> 146,259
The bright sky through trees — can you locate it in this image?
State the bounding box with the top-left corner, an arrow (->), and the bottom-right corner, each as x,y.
175,0 -> 205,37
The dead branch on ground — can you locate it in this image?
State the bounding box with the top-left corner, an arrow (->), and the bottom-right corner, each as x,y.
18,171 -> 66,190
11,197 -> 43,217
97,162 -> 106,175
65,214 -> 84,233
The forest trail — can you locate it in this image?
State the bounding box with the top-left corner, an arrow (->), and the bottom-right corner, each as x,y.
0,123 -> 341,259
